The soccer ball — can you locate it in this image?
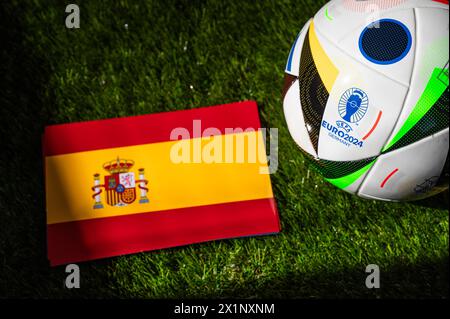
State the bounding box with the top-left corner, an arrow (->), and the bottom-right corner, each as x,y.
282,0 -> 449,201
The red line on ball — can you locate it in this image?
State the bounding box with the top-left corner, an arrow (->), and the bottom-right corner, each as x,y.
362,111 -> 382,141
380,168 -> 399,188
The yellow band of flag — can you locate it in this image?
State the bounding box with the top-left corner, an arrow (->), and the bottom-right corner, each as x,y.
46,131 -> 273,224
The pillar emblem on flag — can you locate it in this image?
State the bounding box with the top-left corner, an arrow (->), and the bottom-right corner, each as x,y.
91,157 -> 149,209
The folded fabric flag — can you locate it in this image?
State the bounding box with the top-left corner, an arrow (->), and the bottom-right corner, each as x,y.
43,101 -> 280,266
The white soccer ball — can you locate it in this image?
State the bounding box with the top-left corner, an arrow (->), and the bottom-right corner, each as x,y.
282,0 -> 449,201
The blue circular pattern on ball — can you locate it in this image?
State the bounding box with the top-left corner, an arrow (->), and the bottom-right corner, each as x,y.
359,19 -> 412,65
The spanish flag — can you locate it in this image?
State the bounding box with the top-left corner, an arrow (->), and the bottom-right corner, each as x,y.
43,101 -> 280,266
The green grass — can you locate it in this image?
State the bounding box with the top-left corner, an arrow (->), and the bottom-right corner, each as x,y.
0,0 -> 448,298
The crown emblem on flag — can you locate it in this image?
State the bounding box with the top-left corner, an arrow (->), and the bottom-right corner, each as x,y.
91,157 -> 150,209
103,157 -> 135,174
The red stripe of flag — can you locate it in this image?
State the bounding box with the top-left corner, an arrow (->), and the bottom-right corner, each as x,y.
47,198 -> 280,266
44,101 -> 261,156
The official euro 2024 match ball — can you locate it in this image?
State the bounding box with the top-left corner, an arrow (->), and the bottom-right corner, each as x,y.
282,0 -> 449,201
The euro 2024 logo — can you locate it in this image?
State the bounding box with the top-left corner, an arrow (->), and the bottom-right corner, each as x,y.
337,88 -> 369,133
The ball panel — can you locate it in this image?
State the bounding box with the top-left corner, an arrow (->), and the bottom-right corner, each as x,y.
358,128 -> 449,201
382,7 -> 449,152
298,25 -> 331,153
315,29 -> 409,161
297,151 -> 377,195
341,0 -> 448,12
383,85 -> 448,153
325,158 -> 375,194
283,79 -> 318,157
342,0 -> 407,12
336,8 -> 416,86
434,150 -> 449,193
285,19 -> 311,77
281,73 -> 298,102
313,0 -> 447,40
313,156 -> 377,180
